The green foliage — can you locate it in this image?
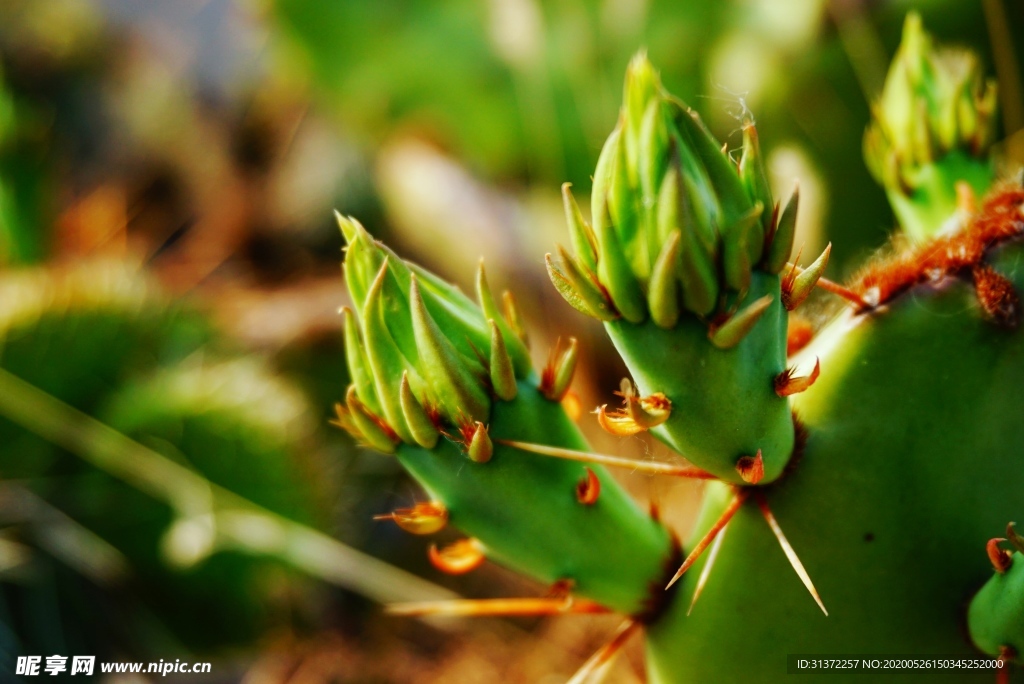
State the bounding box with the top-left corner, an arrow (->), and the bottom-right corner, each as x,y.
0,262 -> 330,654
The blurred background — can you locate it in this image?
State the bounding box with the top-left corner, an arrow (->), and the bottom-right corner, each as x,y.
0,0 -> 1021,681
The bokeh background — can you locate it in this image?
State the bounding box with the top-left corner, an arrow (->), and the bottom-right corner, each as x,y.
0,0 -> 1022,681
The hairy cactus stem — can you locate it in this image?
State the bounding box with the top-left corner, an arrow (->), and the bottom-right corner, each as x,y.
850,184 -> 1024,324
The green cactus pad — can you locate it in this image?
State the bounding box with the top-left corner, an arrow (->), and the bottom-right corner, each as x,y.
644,239 -> 1024,682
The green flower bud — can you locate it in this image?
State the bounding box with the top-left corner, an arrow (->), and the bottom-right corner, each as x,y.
864,13 -> 998,241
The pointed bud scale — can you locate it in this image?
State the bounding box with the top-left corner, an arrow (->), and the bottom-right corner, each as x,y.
767,182 -> 799,274
596,210 -> 647,323
988,538 -> 1013,574
590,126 -> 620,239
502,290 -> 529,349
774,358 -> 821,397
1008,523 -> 1024,555
410,276 -> 490,422
576,467 -> 601,505
911,100 -> 934,166
624,53 -> 660,152
736,450 -> 764,484
783,243 -> 831,311
476,260 -> 532,375
639,99 -> 669,218
340,214 -> 395,319
562,183 -> 598,272
708,294 -> 774,350
342,307 -> 382,416
488,320 -> 518,401
722,203 -> 764,292
346,386 -> 399,454
428,538 -> 486,575
739,123 -> 774,234
546,250 -> 618,321
648,231 -> 682,329
374,502 -> 448,535
672,105 -> 751,227
658,163 -> 719,315
328,402 -> 363,442
362,261 -> 417,443
335,209 -> 359,243
608,123 -> 644,276
541,337 -> 579,402
466,422 -> 493,463
399,372 -> 440,449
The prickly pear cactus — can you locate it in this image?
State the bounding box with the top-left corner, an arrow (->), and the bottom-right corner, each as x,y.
342,13 -> 1024,683
336,216 -> 674,616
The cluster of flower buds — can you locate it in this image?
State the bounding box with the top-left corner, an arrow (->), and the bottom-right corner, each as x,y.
549,54 -> 803,329
864,12 -> 998,240
549,53 -> 825,485
335,213 -> 532,454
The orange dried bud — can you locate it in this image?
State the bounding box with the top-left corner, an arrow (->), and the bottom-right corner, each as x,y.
429,538 -> 486,575
774,358 -> 821,397
736,450 -> 764,484
374,502 -> 448,535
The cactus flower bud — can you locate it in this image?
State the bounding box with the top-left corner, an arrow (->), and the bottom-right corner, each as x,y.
552,53 -> 798,484
864,13 -> 997,240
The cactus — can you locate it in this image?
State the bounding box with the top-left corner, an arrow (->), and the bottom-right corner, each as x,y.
337,214 -> 676,617
343,14 -> 1024,683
